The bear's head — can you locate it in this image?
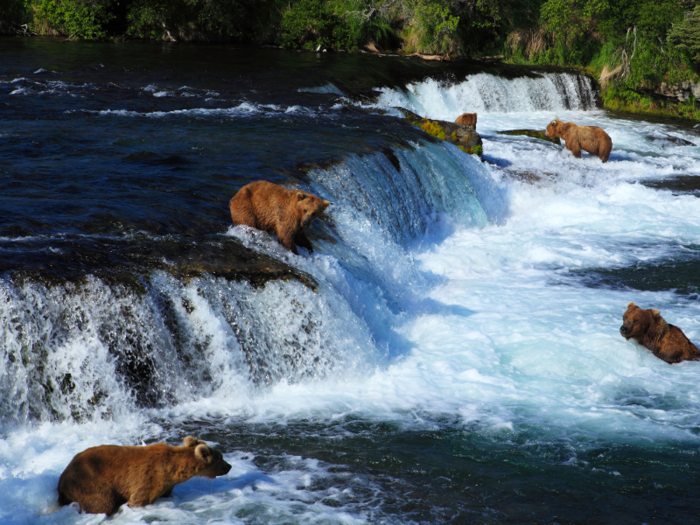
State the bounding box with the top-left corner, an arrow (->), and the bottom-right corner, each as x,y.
620,302 -> 661,340
546,120 -> 563,139
184,436 -> 232,478
295,192 -> 330,229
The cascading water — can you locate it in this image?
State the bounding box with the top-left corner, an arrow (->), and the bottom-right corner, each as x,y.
0,138 -> 503,431
3,39 -> 700,525
377,71 -> 597,117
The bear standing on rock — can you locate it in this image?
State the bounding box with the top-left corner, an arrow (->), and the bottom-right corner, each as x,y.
57,437 -> 231,516
620,302 -> 699,364
455,112 -> 477,128
546,120 -> 613,162
230,180 -> 330,255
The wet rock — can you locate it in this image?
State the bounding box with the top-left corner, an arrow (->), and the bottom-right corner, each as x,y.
398,108 -> 483,156
646,133 -> 695,148
164,240 -> 318,291
641,175 -> 700,196
501,169 -> 559,185
3,236 -> 318,293
497,129 -> 561,145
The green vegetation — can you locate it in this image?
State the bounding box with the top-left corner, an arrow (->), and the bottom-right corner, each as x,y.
420,120 -> 446,141
457,143 -> 482,156
32,0 -> 115,39
3,0 -> 700,119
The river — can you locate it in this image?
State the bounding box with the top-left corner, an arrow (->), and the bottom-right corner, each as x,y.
2,37 -> 700,524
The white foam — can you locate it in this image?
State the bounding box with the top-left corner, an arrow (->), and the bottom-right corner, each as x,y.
92,102 -> 319,118
299,83 -> 345,96
377,71 -> 596,116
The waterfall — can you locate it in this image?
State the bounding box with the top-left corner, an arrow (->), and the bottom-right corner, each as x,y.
0,139 -> 505,429
377,71 -> 598,118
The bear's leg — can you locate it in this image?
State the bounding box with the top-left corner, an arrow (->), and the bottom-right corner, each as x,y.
294,230 -> 314,253
230,189 -> 258,229
230,203 -> 258,229
277,232 -> 299,255
567,140 -> 582,158
599,141 -> 611,163
128,486 -> 159,509
58,489 -> 73,507
78,481 -> 125,516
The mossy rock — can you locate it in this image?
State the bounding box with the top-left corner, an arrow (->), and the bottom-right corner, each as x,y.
420,120 -> 446,140
397,108 -> 483,157
456,144 -> 483,156
497,129 -> 561,145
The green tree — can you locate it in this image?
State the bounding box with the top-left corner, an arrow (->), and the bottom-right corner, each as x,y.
410,0 -> 459,54
281,0 -> 354,50
668,6 -> 700,62
33,0 -> 116,39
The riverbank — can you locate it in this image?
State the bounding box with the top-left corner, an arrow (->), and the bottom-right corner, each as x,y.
4,0 -> 700,123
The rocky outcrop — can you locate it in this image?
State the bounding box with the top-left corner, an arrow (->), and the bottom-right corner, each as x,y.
398,108 -> 483,156
498,129 -> 561,145
4,236 -> 318,293
652,80 -> 700,102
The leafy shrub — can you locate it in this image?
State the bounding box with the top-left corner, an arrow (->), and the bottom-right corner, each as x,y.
33,0 -> 116,39
337,0 -> 400,51
126,0 -> 286,41
411,0 -> 459,54
281,0 -> 354,50
668,7 -> 700,63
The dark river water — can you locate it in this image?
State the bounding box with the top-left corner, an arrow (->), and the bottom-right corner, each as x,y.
2,37 -> 700,525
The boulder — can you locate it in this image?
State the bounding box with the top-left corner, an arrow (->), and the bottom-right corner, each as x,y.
498,129 -> 561,145
398,108 -> 483,156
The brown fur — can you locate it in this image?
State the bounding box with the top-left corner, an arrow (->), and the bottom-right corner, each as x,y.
620,302 -> 699,364
455,113 -> 477,128
546,120 -> 613,162
57,437 -> 231,516
230,180 -> 330,255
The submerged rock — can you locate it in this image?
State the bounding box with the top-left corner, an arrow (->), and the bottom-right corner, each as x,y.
501,169 -> 559,185
398,108 -> 483,156
4,236 -> 318,293
646,133 -> 695,148
498,129 -> 561,145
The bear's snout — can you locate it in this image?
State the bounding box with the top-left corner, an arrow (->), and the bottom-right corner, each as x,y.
620,325 -> 630,339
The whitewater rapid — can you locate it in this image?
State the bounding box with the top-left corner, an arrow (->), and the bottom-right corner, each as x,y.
3,69 -> 700,523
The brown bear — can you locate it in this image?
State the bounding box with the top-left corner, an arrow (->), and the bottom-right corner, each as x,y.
229,180 -> 330,255
620,302 -> 699,364
546,120 -> 613,162
455,112 -> 477,128
57,436 -> 231,516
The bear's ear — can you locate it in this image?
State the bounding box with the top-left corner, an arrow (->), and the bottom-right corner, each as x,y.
296,192 -> 306,200
650,309 -> 661,318
322,200 -> 330,210
195,443 -> 213,463
627,302 -> 637,310
184,436 -> 199,447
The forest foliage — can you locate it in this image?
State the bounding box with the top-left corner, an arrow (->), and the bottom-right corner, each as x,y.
4,0 -> 700,116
